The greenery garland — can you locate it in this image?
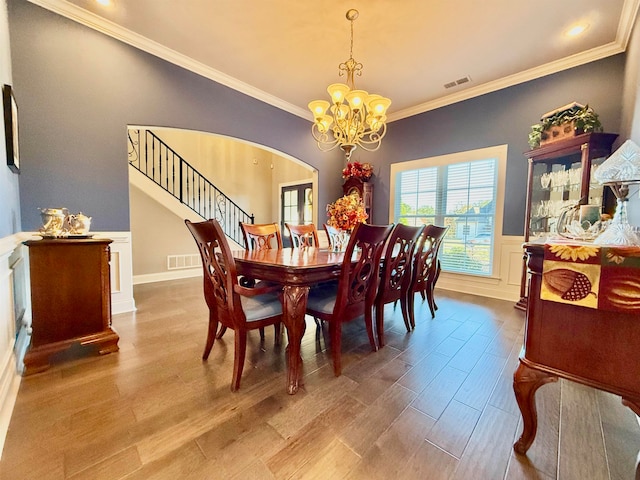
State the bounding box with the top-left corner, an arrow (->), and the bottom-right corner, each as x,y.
528,104 -> 603,149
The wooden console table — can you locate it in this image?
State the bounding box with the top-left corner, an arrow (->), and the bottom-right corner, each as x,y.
23,238 -> 119,374
513,242 -> 640,476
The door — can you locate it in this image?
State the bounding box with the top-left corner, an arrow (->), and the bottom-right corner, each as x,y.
281,183 -> 313,247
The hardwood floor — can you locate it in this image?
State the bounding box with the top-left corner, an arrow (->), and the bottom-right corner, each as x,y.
2,277 -> 639,479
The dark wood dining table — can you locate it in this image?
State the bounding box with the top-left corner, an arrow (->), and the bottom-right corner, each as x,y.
233,247 -> 346,394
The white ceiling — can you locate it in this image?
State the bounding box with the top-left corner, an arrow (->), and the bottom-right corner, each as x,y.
29,0 -> 640,122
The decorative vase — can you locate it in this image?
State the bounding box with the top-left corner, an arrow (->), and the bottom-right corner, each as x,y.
333,230 -> 351,252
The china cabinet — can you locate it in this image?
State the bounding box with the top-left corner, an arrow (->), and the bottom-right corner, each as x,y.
343,176 -> 373,220
515,132 -> 618,310
23,238 -> 119,374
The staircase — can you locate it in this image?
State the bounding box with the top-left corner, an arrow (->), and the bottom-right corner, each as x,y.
128,129 -> 253,246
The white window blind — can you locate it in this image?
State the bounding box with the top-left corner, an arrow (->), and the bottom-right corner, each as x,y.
395,157 -> 498,276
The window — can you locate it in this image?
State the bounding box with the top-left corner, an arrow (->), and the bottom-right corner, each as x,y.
390,145 -> 507,277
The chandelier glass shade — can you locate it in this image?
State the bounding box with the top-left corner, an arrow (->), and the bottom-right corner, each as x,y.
308,9 -> 391,160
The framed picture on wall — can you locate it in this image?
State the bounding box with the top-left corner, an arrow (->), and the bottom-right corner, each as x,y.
3,84 -> 20,174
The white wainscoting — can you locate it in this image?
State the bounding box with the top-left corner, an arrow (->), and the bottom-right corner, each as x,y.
436,235 -> 525,303
0,233 -> 26,459
94,231 -> 136,315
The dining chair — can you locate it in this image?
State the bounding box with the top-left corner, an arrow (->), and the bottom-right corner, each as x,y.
305,223 -> 393,376
323,223 -> 342,251
185,218 -> 283,391
406,224 -> 449,329
240,222 -> 284,251
285,223 -> 320,248
375,223 -> 425,347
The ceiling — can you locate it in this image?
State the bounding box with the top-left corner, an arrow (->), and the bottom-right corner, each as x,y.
29,0 -> 640,122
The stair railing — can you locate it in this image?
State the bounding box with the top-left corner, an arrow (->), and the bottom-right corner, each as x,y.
128,129 -> 253,245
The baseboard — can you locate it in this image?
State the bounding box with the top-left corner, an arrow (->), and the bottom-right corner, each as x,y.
133,268 -> 201,285
437,275 -> 520,302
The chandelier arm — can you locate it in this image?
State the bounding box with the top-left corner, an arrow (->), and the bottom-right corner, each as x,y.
311,124 -> 341,152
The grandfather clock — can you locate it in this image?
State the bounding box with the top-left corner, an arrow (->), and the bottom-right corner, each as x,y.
343,176 -> 373,221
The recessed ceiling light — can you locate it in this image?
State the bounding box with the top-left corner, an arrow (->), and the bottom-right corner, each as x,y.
96,0 -> 111,6
566,24 -> 589,37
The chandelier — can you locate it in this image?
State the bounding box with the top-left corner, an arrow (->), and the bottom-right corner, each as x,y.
308,9 -> 391,160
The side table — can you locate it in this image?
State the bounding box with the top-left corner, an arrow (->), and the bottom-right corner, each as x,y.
23,238 -> 119,374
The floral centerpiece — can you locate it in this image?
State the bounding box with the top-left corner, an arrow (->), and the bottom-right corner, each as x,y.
326,193 -> 368,251
342,161 -> 373,181
327,193 -> 369,232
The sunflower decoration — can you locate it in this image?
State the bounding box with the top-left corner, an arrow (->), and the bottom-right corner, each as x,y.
547,244 -> 599,262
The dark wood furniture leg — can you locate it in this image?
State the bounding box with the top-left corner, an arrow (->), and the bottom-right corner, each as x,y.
619,398 -> 640,480
513,360 -> 558,454
282,285 -> 309,394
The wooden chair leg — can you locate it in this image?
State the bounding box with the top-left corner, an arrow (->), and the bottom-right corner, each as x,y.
407,291 -> 416,331
426,283 -> 436,318
329,320 -> 343,377
259,327 -> 265,341
364,306 -> 378,352
375,302 -> 386,348
399,293 -> 411,333
231,330 -> 248,392
216,325 -> 227,339
202,310 -> 218,360
274,322 -> 282,346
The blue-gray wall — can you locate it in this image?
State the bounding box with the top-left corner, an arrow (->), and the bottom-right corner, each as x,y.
0,0 -> 20,239
7,0 -> 344,232
6,0 -> 630,236
364,56 -> 625,235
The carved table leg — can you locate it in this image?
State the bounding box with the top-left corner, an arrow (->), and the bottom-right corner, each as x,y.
282,285 -> 309,395
513,361 -> 558,454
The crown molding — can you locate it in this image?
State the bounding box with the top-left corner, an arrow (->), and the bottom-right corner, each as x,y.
27,0 -> 640,124
388,41 -> 627,122
26,0 -> 310,120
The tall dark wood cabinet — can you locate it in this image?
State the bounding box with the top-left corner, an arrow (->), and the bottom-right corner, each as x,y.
343,176 -> 373,220
23,238 -> 119,374
516,132 -> 618,310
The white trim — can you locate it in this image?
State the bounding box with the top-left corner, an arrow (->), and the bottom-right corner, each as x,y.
134,268 -> 201,286
27,0 -> 640,122
0,233 -> 25,460
389,144 -> 508,279
387,42 -> 627,121
435,235 -> 524,302
0,345 -> 19,460
93,231 -> 137,314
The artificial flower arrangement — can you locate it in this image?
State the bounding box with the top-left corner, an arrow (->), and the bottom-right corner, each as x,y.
326,193 -> 369,231
342,161 -> 373,181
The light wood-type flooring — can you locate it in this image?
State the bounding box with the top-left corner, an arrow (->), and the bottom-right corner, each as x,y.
1,277 -> 639,479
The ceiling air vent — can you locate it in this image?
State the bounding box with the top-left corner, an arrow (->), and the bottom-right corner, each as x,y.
444,75 -> 472,89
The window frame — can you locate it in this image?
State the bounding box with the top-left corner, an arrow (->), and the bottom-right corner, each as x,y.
389,144 -> 508,278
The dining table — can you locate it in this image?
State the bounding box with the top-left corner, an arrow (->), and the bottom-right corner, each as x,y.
233,247 -> 347,394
